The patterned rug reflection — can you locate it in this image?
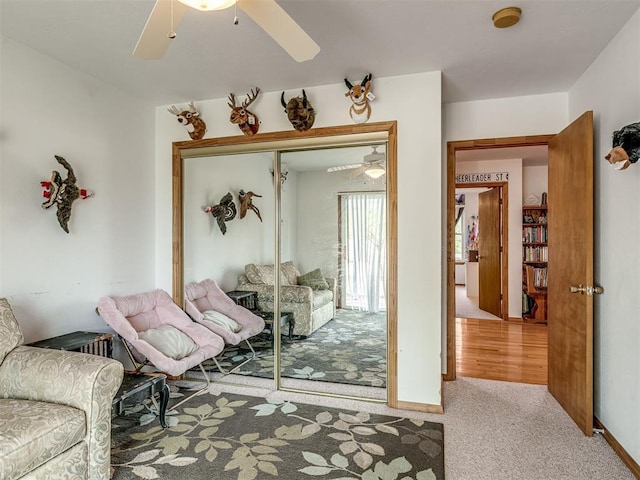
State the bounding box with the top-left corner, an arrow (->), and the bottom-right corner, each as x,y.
111,390 -> 444,479
199,309 -> 387,388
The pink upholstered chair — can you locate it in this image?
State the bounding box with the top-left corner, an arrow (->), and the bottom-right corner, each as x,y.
184,279 -> 265,374
97,289 -> 225,408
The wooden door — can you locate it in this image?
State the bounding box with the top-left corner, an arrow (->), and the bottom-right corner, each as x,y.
478,188 -> 502,317
547,111 -> 594,436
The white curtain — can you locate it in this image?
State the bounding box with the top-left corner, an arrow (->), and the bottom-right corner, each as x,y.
342,192 -> 386,312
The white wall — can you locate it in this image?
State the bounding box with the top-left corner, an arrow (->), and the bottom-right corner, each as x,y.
182,153 -> 277,291
445,92 -> 569,140
456,160 -> 523,318
295,168 -> 384,279
454,264 -> 465,284
280,170 -> 299,266
156,72 -> 443,406
569,9 -> 640,464
523,165 -> 548,203
0,38 -> 156,342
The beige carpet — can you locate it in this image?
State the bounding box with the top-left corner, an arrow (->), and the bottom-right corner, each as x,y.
191,375 -> 634,480
455,285 -> 502,320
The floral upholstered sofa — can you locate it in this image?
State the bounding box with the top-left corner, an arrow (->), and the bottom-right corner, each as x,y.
235,261 -> 335,337
0,298 -> 124,480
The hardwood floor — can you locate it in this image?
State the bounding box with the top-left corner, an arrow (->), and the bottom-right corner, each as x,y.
456,318 -> 548,385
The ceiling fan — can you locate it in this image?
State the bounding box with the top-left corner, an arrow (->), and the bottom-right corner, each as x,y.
327,146 -> 386,179
134,0 -> 320,62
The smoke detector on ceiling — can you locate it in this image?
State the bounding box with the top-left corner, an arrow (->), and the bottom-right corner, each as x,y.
492,7 -> 521,28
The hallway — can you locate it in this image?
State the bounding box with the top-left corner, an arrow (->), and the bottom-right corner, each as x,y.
456,317 -> 548,385
455,285 -> 502,320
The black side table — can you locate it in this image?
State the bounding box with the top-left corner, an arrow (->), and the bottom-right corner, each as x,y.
255,311 -> 295,340
27,331 -> 114,358
226,290 -> 258,310
112,372 -> 170,428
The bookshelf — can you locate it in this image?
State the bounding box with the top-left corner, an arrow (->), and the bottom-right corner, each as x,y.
522,205 -> 547,323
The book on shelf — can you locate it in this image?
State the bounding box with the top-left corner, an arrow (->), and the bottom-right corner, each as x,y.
532,267 -> 548,289
524,245 -> 548,263
522,225 -> 548,243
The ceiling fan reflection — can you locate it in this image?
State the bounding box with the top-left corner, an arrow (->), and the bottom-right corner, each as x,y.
327,146 -> 386,179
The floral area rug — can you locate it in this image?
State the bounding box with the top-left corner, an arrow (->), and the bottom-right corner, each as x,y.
111,389 -> 444,479
199,309 -> 387,388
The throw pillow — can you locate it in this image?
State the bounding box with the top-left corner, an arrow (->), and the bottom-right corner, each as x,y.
0,298 -> 23,364
245,264 -> 263,284
138,325 -> 198,360
245,263 -> 291,286
201,310 -> 241,333
297,268 -> 330,290
281,261 -> 300,285
256,264 -> 276,285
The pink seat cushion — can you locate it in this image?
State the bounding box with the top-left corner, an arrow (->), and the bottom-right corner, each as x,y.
184,279 -> 265,345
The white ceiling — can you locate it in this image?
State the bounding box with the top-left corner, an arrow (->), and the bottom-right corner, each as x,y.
283,144 -> 386,172
2,0 -> 639,106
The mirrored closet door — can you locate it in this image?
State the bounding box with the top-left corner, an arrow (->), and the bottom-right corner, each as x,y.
173,123 -> 397,403
182,151 -> 276,381
278,145 -> 388,401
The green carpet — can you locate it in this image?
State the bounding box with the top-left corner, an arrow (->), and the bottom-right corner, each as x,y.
111,389 -> 444,479
200,309 -> 387,388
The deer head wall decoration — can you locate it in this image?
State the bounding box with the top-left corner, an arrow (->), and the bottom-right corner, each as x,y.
228,88 -> 261,136
281,89 -> 316,132
344,73 -> 374,124
167,101 -> 207,140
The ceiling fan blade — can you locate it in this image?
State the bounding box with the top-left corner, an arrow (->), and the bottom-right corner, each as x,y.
238,0 -> 320,62
349,166 -> 368,179
327,163 -> 363,173
133,0 -> 189,59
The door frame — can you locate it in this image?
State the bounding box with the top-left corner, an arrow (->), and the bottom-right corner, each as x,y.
445,135 -> 554,381
455,182 -> 508,320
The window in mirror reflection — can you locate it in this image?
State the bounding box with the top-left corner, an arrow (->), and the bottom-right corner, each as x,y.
340,192 -> 387,312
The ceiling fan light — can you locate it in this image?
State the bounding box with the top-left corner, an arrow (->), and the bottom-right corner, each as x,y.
177,0 -> 236,11
365,166 -> 385,179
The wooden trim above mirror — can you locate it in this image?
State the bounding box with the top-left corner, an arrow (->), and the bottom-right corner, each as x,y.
172,121 -> 398,405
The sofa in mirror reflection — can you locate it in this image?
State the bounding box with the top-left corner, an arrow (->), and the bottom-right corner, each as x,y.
234,261 -> 335,337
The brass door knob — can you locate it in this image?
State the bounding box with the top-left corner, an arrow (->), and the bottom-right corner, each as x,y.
570,285 -> 604,295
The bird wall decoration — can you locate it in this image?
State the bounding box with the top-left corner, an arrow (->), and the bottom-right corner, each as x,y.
41,155 -> 93,233
204,192 -> 237,235
239,190 -> 262,222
